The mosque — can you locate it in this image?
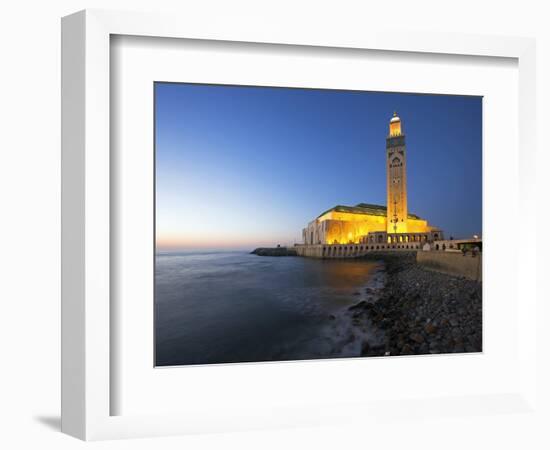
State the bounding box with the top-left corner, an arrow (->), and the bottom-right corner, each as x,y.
296,112 -> 443,258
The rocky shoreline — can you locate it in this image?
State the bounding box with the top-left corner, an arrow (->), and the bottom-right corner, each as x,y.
350,252 -> 482,357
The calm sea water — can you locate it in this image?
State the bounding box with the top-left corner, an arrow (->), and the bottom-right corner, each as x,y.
155,251 -> 385,366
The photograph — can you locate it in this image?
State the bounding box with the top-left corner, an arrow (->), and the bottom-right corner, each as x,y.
154,83 -> 483,367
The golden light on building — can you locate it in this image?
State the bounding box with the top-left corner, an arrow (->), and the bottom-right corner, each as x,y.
299,111 -> 444,254
389,111 -> 402,137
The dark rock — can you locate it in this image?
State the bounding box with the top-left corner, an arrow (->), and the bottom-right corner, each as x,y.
348,301 -> 366,311
451,328 -> 462,339
424,323 -> 438,334
410,333 -> 425,344
401,344 -> 414,355
453,336 -> 464,345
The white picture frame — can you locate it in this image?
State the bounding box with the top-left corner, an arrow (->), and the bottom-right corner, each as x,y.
61,9 -> 537,441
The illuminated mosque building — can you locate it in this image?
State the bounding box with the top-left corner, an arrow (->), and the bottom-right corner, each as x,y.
298,113 -> 443,258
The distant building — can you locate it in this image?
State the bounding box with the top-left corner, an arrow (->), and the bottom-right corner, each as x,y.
428,238 -> 482,253
298,113 -> 443,257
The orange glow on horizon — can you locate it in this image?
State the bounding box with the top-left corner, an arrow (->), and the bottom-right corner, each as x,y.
156,233 -> 296,251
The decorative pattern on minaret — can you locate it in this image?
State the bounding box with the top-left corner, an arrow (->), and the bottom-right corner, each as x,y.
386,112 -> 408,234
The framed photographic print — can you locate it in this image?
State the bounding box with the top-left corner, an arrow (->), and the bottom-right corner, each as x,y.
62,9 -> 538,441
153,83 -> 482,367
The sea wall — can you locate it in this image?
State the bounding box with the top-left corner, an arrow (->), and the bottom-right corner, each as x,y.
416,251 -> 482,281
294,244 -> 324,258
294,242 -> 422,258
251,247 -> 297,256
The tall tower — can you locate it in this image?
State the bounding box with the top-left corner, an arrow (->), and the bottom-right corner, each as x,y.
386,112 -> 408,234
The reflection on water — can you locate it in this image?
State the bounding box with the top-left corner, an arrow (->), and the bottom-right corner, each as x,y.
155,251 -> 383,366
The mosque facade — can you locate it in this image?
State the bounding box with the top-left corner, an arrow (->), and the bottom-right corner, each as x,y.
298,113 -> 443,258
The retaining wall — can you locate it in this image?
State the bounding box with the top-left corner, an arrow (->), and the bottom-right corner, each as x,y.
416,251 -> 482,281
294,242 -> 422,259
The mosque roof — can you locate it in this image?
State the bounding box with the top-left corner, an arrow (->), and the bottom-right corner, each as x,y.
317,203 -> 422,220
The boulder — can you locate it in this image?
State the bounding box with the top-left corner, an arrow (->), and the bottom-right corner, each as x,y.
410,333 -> 425,344
424,323 -> 438,334
348,301 -> 366,311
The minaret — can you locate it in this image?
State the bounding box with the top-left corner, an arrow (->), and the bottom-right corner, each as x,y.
386,112 -> 408,234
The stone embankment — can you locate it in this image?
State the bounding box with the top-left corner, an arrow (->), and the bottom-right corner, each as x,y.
417,250 -> 482,281
251,247 -> 298,256
352,252 -> 482,356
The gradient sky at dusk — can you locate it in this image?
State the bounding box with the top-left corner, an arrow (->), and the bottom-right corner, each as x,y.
155,83 -> 482,251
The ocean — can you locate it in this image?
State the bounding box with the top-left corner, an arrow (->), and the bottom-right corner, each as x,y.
155,251 -> 385,366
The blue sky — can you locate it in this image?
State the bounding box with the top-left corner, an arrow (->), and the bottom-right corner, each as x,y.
155,83 -> 482,250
